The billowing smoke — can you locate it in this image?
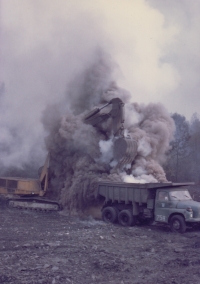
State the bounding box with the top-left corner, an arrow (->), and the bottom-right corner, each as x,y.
124,102 -> 175,182
43,51 -> 175,211
1,1 -> 186,213
1,0 -> 198,178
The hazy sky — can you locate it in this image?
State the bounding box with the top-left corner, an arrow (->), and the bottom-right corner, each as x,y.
0,0 -> 200,167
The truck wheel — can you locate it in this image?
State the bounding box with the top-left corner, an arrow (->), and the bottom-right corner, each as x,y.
118,210 -> 135,227
102,207 -> 118,223
170,215 -> 186,233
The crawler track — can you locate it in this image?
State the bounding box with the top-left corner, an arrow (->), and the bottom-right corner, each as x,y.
7,197 -> 62,212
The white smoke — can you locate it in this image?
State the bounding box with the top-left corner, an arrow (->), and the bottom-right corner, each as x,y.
121,172 -> 157,184
98,139 -> 114,164
137,137 -> 152,157
0,0 -> 189,175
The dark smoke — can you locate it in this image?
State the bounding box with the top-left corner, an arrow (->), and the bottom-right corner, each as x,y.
66,49 -> 117,114
42,50 -> 175,212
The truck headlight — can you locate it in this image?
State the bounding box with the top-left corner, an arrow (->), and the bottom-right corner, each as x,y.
186,207 -> 193,217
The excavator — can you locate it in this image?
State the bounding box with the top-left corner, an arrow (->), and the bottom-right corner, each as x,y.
0,153 -> 61,211
0,97 -> 137,210
84,97 -> 138,168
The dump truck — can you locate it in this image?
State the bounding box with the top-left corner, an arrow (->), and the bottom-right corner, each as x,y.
0,153 -> 61,211
96,181 -> 199,233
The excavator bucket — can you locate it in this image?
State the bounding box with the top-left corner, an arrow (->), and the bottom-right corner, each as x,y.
113,137 -> 138,168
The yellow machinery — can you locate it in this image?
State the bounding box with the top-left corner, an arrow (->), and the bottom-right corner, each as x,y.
0,153 -> 61,211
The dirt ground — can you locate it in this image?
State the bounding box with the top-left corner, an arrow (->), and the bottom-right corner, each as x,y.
1,202 -> 200,284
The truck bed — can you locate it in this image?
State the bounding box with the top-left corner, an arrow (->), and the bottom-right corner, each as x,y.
96,181 -> 194,204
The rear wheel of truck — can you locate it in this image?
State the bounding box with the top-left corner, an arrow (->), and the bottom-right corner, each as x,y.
102,207 -> 118,223
118,210 -> 135,227
170,215 -> 186,233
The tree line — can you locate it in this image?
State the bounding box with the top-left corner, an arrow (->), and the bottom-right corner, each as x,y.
164,113 -> 200,184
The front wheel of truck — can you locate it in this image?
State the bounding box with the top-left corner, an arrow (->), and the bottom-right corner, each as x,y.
169,215 -> 186,233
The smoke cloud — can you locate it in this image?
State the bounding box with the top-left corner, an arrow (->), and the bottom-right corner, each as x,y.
41,51 -> 175,211
1,0 -> 192,175
0,0 -> 198,211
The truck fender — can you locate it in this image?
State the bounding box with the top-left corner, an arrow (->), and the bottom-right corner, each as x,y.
168,213 -> 185,224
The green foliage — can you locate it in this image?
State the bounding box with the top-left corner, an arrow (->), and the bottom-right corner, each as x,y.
164,112 -> 200,183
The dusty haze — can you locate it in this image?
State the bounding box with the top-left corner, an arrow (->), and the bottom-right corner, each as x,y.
42,51 -> 175,210
0,0 -> 199,179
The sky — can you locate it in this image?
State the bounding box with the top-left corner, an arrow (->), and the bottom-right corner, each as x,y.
0,0 -> 200,168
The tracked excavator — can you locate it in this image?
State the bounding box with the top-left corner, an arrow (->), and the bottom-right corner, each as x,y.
0,153 -> 61,211
84,97 -> 138,168
0,98 -> 136,210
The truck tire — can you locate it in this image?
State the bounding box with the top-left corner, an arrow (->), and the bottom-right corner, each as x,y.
169,215 -> 186,233
118,210 -> 135,227
102,207 -> 118,223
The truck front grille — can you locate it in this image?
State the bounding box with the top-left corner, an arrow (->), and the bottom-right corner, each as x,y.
194,207 -> 200,218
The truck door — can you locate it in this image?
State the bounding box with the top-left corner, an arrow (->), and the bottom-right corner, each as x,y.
154,191 -> 170,223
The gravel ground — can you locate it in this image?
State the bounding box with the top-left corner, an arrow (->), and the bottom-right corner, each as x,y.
1,203 -> 200,284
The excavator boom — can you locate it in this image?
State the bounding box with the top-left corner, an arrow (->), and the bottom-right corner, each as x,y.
84,98 -> 125,137
84,98 -> 137,168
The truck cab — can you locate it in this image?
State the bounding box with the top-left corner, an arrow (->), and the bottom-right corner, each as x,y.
154,187 -> 200,232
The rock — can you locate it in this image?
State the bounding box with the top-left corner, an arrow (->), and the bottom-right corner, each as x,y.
174,248 -> 184,253
23,243 -> 31,248
100,236 -> 104,240
52,266 -> 59,272
92,245 -> 98,250
46,242 -> 60,247
44,264 -> 50,269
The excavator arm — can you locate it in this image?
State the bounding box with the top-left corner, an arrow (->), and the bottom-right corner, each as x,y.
84,98 -> 125,137
84,98 -> 137,168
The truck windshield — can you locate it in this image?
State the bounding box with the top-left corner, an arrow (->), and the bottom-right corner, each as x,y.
169,190 -> 192,201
